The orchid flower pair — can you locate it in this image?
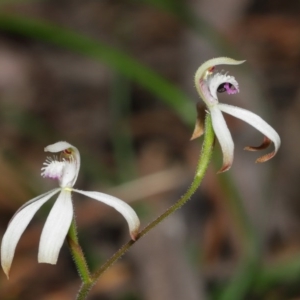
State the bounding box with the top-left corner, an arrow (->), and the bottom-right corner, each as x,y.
0,57 -> 281,279
1,141 -> 140,278
191,57 -> 280,172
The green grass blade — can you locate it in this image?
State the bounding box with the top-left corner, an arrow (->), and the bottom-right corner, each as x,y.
0,13 -> 195,125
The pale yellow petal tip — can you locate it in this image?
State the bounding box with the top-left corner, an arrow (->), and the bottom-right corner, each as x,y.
130,229 -> 140,241
2,266 -> 10,279
37,259 -> 56,264
231,59 -> 246,65
214,57 -> 246,65
38,253 -> 58,265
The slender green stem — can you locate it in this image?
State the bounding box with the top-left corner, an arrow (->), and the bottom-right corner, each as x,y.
67,217 -> 91,285
76,114 -> 215,299
76,281 -> 95,300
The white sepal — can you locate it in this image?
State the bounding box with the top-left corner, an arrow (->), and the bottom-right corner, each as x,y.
38,189 -> 73,264
210,105 -> 234,172
1,189 -> 60,278
73,189 -> 140,240
218,103 -> 281,158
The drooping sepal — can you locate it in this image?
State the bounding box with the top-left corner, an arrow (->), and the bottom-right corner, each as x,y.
73,189 -> 140,240
218,103 -> 281,164
38,190 -> 73,264
209,105 -> 234,173
1,189 -> 60,278
190,102 -> 206,140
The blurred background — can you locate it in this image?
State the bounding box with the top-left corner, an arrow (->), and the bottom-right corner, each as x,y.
0,0 -> 299,299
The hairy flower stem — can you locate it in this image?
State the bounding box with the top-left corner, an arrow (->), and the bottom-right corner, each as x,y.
67,218 -> 91,285
75,114 -> 215,300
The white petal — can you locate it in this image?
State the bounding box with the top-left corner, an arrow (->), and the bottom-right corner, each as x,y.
44,141 -> 80,187
218,103 -> 281,162
38,190 -> 73,264
210,105 -> 234,172
73,189 -> 140,240
1,188 -> 60,278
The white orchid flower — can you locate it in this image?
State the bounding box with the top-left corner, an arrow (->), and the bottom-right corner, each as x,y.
1,141 -> 140,278
191,57 -> 281,172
